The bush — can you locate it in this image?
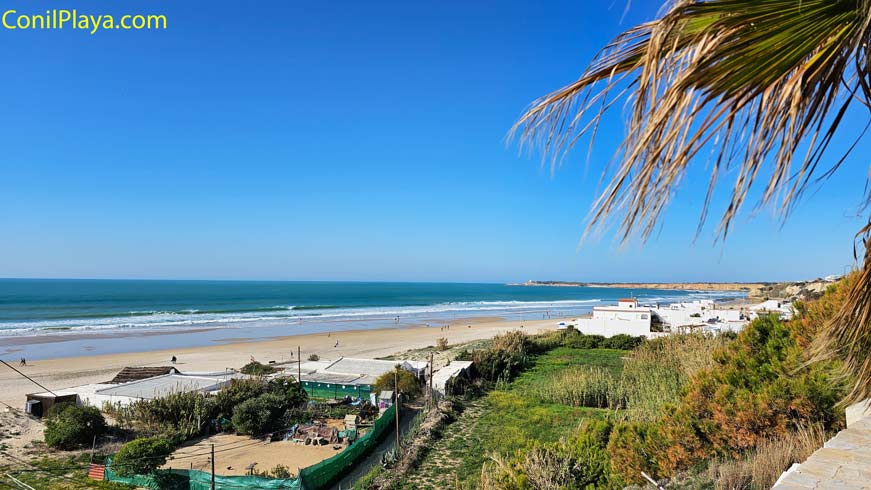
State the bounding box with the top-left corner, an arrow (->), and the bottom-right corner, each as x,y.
214,379 -> 266,419
657,315 -> 846,473
606,422 -> 665,483
600,334 -> 644,350
564,334 -> 605,349
307,354 -> 320,361
115,390 -> 217,439
240,361 -> 277,376
267,377 -> 308,408
472,331 -> 533,384
112,437 -> 174,477
436,337 -> 449,351
373,368 -> 421,397
231,393 -> 286,435
481,425 -> 614,489
44,405 -> 108,450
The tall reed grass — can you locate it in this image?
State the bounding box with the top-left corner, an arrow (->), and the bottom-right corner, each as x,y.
528,366 -> 622,409
620,333 -> 728,420
523,333 -> 728,419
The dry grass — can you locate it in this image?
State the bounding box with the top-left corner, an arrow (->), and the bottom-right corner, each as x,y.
620,333 -> 727,420
701,423 -> 828,490
748,424 -> 827,489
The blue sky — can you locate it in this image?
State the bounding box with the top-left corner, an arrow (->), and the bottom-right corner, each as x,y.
0,0 -> 866,283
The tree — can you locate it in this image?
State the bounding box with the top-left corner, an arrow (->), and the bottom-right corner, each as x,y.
373,367 -> 421,397
267,377 -> 308,408
231,393 -> 286,435
512,0 -> 871,403
44,404 -> 107,450
112,437 -> 174,477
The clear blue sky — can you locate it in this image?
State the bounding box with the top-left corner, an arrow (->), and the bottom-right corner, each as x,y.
0,0 -> 866,283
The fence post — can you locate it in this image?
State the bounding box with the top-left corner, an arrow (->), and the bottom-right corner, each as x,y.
210,444 -> 215,490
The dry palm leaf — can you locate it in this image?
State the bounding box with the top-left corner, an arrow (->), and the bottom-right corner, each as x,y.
512,0 -> 871,403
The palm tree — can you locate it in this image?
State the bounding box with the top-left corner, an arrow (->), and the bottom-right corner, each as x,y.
512,0 -> 871,403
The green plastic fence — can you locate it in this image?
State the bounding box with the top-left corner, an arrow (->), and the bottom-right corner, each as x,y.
301,381 -> 372,400
105,461 -> 302,489
105,404 -> 395,490
299,403 -> 396,490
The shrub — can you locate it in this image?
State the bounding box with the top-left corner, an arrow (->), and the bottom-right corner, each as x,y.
267,377 -> 307,408
657,315 -> 846,473
308,354 -> 320,361
373,368 -> 421,397
600,334 -> 644,350
44,405 -> 107,450
564,334 -> 605,349
472,331 -> 534,384
481,427 -> 614,490
112,437 -> 174,477
606,422 -> 665,483
436,337 -> 449,351
240,361 -> 277,376
118,390 -> 217,439
231,393 -> 286,435
214,379 -> 266,419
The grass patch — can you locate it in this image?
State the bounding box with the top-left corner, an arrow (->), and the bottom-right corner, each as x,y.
399,347 -> 625,489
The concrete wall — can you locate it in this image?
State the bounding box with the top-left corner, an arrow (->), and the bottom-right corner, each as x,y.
576,309 -> 653,337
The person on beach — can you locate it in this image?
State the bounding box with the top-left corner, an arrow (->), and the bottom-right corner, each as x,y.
334,340 -> 339,348
19,358 -> 26,367
171,355 -> 177,364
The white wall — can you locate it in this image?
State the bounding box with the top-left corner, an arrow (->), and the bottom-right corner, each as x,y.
577,308 -> 653,337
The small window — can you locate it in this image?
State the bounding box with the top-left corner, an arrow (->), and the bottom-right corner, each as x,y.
641,314 -> 649,319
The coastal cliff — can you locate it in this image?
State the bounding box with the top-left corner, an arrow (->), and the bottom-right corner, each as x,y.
512,280 -> 834,301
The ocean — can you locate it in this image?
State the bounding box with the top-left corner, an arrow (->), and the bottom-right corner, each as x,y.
0,279 -> 744,359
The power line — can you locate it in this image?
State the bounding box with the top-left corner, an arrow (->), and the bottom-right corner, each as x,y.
0,360 -> 56,396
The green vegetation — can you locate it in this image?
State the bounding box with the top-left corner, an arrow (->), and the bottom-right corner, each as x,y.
383,282 -> 851,490
112,437 -> 174,477
373,367 -> 422,397
398,344 -> 626,489
106,377 -> 307,440
240,360 -> 278,376
231,392 -> 287,435
44,405 -> 108,450
0,454 -> 129,490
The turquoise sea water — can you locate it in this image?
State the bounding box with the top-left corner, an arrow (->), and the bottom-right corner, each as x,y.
0,279 -> 743,359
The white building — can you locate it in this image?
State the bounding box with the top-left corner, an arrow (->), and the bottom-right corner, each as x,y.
575,299 -> 660,337
26,370 -> 248,413
748,299 -> 794,320
654,300 -> 747,333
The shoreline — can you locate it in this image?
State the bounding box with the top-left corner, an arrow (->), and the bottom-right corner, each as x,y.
0,315 -> 561,409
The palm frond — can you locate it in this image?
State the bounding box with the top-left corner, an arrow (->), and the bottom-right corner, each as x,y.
513,0 -> 871,403
512,0 -> 870,241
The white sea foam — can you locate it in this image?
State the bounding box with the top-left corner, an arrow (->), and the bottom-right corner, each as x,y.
0,292 -> 744,338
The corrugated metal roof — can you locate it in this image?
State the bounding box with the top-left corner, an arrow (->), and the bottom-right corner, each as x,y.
95,374 -> 226,400
323,358 -> 403,377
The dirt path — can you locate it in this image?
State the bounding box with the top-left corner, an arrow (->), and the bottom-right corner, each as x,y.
399,399 -> 488,489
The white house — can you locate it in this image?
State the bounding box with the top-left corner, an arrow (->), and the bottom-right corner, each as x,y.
654,300 -> 747,332
575,299 -> 660,337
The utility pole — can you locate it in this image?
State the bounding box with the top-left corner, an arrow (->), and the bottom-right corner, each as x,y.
428,352 -> 434,407
394,369 -> 400,455
297,346 -> 301,382
210,444 -> 215,490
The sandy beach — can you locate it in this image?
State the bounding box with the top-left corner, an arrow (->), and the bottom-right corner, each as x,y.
0,316 -> 561,410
